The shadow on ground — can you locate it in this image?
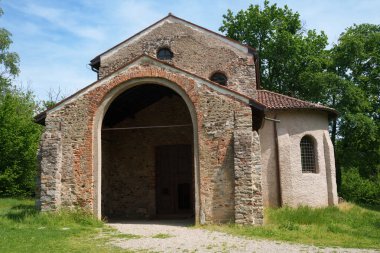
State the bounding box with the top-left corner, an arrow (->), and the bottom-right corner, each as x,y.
3,204 -> 37,222
107,218 -> 194,227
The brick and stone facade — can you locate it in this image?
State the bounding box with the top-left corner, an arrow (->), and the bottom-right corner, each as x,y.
36,14 -> 338,225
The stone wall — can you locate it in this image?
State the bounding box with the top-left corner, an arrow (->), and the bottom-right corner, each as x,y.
37,131 -> 62,211
37,56 -> 264,224
98,17 -> 257,98
234,108 -> 263,225
197,88 -> 236,223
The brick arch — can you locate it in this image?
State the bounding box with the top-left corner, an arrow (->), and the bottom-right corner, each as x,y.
88,67 -> 200,112
89,68 -> 201,222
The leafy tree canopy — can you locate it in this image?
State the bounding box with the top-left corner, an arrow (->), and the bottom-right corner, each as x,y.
0,85 -> 41,196
220,0 -> 329,96
331,24 -> 380,178
0,7 -> 19,81
0,4 -> 42,197
332,24 -> 380,121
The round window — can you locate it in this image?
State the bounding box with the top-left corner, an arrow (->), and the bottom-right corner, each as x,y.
157,48 -> 173,60
210,72 -> 228,86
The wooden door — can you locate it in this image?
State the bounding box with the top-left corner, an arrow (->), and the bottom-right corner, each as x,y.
155,144 -> 193,216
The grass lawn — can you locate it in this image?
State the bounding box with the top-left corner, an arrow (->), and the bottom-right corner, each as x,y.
0,198 -> 131,253
1,198 -> 379,251
203,203 -> 380,249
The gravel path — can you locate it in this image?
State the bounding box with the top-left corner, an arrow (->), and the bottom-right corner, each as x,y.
108,220 -> 377,253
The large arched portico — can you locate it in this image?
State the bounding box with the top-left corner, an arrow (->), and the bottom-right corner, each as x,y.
93,78 -> 200,223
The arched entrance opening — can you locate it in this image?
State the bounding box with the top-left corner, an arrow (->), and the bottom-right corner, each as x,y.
100,84 -> 195,222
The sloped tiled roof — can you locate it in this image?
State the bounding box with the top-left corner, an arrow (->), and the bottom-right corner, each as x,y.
256,89 -> 337,115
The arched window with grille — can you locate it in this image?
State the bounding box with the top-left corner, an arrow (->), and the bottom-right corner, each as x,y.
300,136 -> 316,173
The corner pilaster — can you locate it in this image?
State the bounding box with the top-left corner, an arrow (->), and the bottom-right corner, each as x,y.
233,109 -> 263,225
36,130 -> 62,211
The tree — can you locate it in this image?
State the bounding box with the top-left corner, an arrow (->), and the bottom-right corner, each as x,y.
0,7 -> 19,81
41,86 -> 65,110
0,85 -> 41,196
220,0 -> 329,97
333,24 -> 380,119
220,1 -> 380,203
0,4 -> 42,197
331,24 -> 380,179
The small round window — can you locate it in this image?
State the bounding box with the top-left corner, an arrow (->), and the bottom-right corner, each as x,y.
210,72 -> 228,86
157,48 -> 173,60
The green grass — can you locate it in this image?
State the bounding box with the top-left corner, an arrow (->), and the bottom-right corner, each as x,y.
151,233 -> 172,239
2,199 -> 379,251
114,233 -> 142,239
0,198 -> 132,253
203,203 -> 380,249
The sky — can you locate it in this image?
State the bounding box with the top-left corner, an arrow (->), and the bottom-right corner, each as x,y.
2,0 -> 380,100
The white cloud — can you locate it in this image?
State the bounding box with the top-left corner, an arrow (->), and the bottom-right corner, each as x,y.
9,1 -> 106,41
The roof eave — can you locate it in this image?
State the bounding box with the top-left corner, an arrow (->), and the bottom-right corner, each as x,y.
249,99 -> 266,111
265,107 -> 338,117
34,111 -> 46,126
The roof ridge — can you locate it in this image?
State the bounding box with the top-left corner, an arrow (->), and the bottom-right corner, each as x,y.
168,13 -> 257,52
90,14 -> 171,64
257,89 -> 330,109
90,14 -> 257,65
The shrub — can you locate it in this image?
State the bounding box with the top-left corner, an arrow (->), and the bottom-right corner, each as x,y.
341,167 -> 380,205
0,85 -> 42,197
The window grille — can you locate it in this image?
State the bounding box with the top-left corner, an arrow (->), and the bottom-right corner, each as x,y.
210,72 -> 228,86
157,48 -> 173,60
300,136 -> 316,173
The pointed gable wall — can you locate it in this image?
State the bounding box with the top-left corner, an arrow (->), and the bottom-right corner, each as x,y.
97,16 -> 257,98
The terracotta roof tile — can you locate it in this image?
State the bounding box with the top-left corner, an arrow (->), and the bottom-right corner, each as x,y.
256,89 -> 337,114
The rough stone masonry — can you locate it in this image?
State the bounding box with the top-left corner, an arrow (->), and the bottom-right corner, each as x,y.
35,14 -> 338,225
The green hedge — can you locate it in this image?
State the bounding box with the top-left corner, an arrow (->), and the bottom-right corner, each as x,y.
0,85 -> 42,197
341,167 -> 380,206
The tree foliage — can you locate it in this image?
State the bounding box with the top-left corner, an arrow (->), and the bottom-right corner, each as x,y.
220,0 -> 329,96
0,84 -> 41,197
341,168 -> 380,205
0,5 -> 42,197
332,24 -> 380,179
220,1 -> 380,203
0,8 -> 19,80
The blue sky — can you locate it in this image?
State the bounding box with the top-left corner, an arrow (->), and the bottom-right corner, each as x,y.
2,0 -> 380,100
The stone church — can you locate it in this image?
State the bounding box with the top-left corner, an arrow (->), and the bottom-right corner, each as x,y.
35,14 -> 338,225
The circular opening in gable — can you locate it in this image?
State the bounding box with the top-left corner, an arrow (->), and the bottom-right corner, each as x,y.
210,72 -> 228,86
157,48 -> 173,60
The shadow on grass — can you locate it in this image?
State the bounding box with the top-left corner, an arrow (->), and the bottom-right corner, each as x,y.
4,204 -> 38,222
357,203 -> 380,212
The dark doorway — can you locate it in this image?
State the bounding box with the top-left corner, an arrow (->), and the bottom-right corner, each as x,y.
101,84 -> 194,221
155,144 -> 193,217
